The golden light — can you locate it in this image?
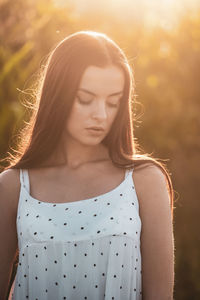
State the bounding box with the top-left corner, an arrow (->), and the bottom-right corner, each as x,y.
52,0 -> 200,30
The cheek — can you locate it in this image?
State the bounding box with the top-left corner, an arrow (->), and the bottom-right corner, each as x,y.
108,108 -> 119,126
66,104 -> 86,132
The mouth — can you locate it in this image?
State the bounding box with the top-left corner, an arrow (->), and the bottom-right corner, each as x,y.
86,127 -> 105,135
87,127 -> 104,131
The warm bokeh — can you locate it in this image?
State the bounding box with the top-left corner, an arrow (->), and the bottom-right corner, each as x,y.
1,0 -> 200,298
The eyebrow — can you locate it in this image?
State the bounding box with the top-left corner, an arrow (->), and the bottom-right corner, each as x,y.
78,88 -> 123,97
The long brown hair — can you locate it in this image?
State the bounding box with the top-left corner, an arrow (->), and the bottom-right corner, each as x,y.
1,30 -> 174,219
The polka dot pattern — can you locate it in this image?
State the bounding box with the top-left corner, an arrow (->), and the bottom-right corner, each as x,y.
10,168 -> 142,299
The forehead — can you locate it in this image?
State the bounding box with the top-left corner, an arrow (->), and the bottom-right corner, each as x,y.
78,65 -> 125,95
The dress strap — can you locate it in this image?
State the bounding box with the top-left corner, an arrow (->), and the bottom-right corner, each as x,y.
19,169 -> 30,193
124,168 -> 133,179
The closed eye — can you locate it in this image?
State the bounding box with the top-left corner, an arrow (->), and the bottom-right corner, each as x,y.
77,96 -> 91,105
107,102 -> 119,108
107,96 -> 122,108
77,96 -> 120,108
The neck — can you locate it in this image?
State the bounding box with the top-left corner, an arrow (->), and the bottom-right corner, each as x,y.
60,137 -> 110,170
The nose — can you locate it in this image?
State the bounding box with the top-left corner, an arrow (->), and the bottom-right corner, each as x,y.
91,100 -> 107,120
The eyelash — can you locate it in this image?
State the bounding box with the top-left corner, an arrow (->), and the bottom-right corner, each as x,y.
77,97 -> 119,108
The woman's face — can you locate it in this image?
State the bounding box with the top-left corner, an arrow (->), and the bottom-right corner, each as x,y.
66,65 -> 125,146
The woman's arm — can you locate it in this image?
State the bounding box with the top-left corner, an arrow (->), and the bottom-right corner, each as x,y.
0,169 -> 19,300
133,164 -> 175,300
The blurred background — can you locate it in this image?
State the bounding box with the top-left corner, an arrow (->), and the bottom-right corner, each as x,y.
0,0 -> 199,298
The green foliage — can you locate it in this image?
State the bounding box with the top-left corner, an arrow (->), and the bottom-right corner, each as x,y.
0,0 -> 199,298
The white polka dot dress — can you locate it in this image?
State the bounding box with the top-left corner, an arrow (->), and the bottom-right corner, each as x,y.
10,168 -> 142,300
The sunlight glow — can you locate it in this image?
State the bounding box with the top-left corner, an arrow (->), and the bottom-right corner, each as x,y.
52,0 -> 200,30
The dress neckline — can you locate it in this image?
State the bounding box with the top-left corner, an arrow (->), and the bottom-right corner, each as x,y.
21,169 -> 132,206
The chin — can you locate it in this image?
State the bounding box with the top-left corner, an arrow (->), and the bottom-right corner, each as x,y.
84,140 -> 102,146
81,137 -> 104,146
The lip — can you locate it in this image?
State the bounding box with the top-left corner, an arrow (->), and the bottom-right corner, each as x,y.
87,126 -> 105,131
86,128 -> 105,136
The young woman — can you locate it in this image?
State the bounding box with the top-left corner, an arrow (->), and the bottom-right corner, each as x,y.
0,31 -> 174,300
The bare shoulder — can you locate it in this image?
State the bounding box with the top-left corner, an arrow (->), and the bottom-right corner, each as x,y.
0,168 -> 21,211
0,168 -> 20,189
133,162 -> 168,189
132,162 -> 171,217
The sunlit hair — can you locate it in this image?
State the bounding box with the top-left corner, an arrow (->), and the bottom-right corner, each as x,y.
1,30 -> 174,219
